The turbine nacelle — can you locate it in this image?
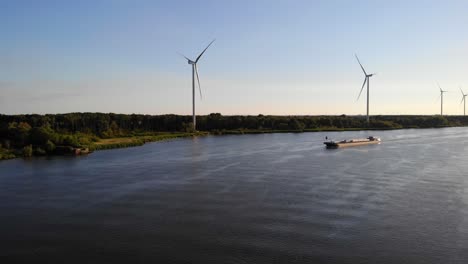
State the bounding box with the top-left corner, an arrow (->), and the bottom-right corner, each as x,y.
461,94 -> 467,104
460,87 -> 467,106
179,39 -> 216,130
354,54 -> 376,124
437,83 -> 448,116
355,55 -> 376,102
438,83 -> 448,94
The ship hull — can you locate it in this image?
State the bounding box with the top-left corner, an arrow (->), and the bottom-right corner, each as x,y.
324,137 -> 381,148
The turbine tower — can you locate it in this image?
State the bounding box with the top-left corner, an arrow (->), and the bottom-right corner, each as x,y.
438,83 -> 448,116
355,54 -> 376,124
460,87 -> 467,116
180,39 -> 215,130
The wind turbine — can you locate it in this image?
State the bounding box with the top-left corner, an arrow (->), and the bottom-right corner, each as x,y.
180,39 -> 215,130
438,83 -> 448,116
460,87 -> 467,116
355,54 -> 376,124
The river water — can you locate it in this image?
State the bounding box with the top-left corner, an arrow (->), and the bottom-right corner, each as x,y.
2,128 -> 468,263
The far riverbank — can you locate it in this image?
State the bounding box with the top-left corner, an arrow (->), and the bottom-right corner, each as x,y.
1,113 -> 467,160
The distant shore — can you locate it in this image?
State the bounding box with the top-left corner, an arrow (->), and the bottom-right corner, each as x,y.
1,125 -> 459,161
0,132 -> 207,160
1,113 -> 467,160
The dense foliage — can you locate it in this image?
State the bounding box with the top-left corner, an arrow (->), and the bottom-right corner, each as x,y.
1,112 -> 468,159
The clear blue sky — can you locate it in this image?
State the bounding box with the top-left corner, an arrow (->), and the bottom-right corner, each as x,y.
1,0 -> 468,115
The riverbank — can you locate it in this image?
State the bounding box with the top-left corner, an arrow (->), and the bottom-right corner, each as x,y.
89,132 -> 207,151
0,125 -> 453,161
0,132 -> 207,160
0,113 -> 462,160
84,128 -> 392,152
88,124 -> 462,152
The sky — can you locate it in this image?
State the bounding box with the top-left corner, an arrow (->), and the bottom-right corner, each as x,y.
1,0 -> 468,115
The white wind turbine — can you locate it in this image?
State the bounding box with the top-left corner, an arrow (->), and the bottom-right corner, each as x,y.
460,87 -> 467,116
180,39 -> 215,130
438,83 -> 448,116
355,54 -> 376,124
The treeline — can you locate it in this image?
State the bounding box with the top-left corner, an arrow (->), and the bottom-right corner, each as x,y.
1,113 -> 468,159
0,121 -> 99,159
2,113 -> 467,134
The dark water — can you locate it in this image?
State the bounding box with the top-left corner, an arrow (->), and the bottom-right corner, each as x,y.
2,128 -> 468,263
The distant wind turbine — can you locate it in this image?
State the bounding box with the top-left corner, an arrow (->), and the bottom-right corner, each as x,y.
179,39 -> 215,130
355,54 -> 376,124
460,87 -> 467,116
438,83 -> 448,116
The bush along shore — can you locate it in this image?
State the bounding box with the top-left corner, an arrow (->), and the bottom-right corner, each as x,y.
1,113 -> 468,160
0,129 -> 204,160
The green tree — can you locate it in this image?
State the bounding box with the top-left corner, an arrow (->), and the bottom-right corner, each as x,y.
22,145 -> 33,157
8,122 -> 32,146
29,126 -> 54,145
290,119 -> 305,131
45,140 -> 56,153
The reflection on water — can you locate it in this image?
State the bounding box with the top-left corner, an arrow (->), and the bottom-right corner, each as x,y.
2,128 -> 468,263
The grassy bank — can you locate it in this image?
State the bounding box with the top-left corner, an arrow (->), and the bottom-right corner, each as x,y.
0,126 -> 458,161
91,127 -> 394,151
0,132 -> 207,160
1,112 -> 466,161
90,132 -> 206,151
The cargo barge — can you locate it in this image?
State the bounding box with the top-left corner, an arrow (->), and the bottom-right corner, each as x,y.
324,136 -> 381,148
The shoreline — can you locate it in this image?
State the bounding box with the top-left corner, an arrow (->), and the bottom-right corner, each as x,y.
0,125 -> 463,161
2,113 -> 463,161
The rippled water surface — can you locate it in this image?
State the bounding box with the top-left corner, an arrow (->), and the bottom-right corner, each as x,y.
2,128 -> 468,263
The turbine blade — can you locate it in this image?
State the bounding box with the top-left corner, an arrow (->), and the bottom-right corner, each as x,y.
195,39 -> 216,63
461,96 -> 465,105
437,82 -> 442,92
177,52 -> 191,62
357,77 -> 367,100
460,87 -> 465,96
355,54 -> 367,75
194,64 -> 202,99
